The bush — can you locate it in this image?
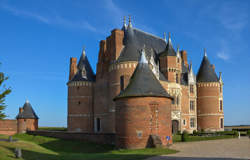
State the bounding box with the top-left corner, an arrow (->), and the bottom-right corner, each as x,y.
233,131 -> 239,137
247,130 -> 250,136
193,130 -> 198,136
181,130 -> 189,142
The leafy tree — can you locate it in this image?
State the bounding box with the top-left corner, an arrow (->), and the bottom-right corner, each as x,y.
0,63 -> 11,119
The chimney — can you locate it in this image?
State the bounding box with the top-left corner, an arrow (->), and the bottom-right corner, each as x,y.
69,57 -> 77,80
180,50 -> 188,67
211,64 -> 215,71
19,107 -> 23,114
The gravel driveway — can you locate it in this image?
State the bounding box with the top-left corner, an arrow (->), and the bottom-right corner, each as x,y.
147,137 -> 250,160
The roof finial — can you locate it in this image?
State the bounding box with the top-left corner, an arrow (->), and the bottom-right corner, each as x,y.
163,32 -> 166,42
219,72 -> 222,82
82,45 -> 86,56
168,32 -> 172,44
204,48 -> 207,57
25,99 -> 29,103
139,45 -> 147,64
123,16 -> 126,27
189,61 -> 193,71
128,15 -> 132,28
177,45 -> 181,58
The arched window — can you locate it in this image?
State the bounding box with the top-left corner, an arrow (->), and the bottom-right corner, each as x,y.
220,118 -> 224,128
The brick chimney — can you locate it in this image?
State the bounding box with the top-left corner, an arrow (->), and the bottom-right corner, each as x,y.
180,50 -> 188,67
19,107 -> 23,114
69,58 -> 77,80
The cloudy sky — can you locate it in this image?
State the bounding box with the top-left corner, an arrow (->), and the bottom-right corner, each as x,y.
0,0 -> 249,126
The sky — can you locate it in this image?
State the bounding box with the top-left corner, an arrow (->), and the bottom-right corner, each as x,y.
0,0 -> 249,127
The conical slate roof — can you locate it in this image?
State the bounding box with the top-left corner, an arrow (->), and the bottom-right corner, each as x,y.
197,51 -> 219,82
118,24 -> 166,62
16,100 -> 39,119
70,49 -> 95,82
159,33 -> 176,57
114,49 -> 172,100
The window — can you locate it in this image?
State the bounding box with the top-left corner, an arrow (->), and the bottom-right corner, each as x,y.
96,118 -> 101,132
172,97 -> 175,104
220,100 -> 223,111
78,101 -> 81,105
190,85 -> 194,93
183,119 -> 186,125
120,76 -> 124,91
190,118 -> 195,128
220,85 -> 222,93
190,100 -> 195,111
177,58 -> 180,63
176,74 -> 179,83
220,118 -> 224,128
176,96 -> 180,105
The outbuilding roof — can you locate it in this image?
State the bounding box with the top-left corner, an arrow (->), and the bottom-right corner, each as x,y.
16,100 -> 39,119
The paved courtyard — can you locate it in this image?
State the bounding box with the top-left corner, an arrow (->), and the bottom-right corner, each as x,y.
147,137 -> 250,160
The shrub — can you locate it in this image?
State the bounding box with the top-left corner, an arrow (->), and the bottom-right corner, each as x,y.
247,130 -> 250,136
233,131 -> 239,137
193,130 -> 198,136
181,130 -> 189,142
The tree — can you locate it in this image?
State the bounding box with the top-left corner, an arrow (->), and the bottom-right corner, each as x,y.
0,63 -> 11,119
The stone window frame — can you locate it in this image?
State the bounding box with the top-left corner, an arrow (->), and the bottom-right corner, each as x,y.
189,100 -> 195,112
190,117 -> 195,128
220,117 -> 224,129
183,119 -> 186,126
219,98 -> 223,112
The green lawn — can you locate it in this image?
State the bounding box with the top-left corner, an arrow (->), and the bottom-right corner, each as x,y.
0,134 -> 177,160
38,127 -> 67,131
173,134 -> 235,143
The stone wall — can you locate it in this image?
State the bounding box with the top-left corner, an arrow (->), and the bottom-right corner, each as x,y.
0,119 -> 17,135
27,130 -> 115,145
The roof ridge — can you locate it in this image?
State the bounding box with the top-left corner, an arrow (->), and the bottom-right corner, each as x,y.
133,28 -> 166,42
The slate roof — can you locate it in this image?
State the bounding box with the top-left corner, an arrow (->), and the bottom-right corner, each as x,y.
114,49 -> 172,100
197,54 -> 219,82
117,26 -> 166,62
70,49 -> 96,82
16,101 -> 39,119
159,33 -> 176,57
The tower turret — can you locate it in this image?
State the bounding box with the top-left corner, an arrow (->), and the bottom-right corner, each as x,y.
114,49 -> 173,149
67,47 -> 95,132
16,100 -> 39,133
196,49 -> 224,132
159,33 -> 182,83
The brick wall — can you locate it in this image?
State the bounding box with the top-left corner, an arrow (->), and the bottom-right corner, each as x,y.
0,119 -> 17,135
115,97 -> 172,149
27,130 -> 115,145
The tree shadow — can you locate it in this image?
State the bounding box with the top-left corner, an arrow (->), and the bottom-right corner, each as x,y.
152,157 -> 247,160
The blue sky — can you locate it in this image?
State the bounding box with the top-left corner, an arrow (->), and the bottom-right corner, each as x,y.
0,0 -> 249,127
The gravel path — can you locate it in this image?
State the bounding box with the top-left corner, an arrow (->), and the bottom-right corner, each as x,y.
147,137 -> 250,160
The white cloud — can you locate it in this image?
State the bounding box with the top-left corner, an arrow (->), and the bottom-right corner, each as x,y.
0,3 -> 99,33
217,51 -> 230,61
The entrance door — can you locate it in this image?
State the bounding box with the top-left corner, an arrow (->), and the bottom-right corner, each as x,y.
172,120 -> 179,134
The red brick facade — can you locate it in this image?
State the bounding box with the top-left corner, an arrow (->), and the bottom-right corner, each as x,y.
115,97 -> 172,149
0,120 -> 17,135
67,23 -> 224,148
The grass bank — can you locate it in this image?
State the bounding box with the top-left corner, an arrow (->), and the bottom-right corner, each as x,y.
0,134 -> 177,160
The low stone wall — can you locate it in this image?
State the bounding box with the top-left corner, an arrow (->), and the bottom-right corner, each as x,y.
27,130 -> 116,145
0,119 -> 17,135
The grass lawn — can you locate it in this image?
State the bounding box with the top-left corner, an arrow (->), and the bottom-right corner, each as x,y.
0,134 -> 178,160
173,134 -> 235,143
38,127 -> 67,131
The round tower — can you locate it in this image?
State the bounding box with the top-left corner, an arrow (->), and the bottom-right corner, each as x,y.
196,49 -> 224,132
67,48 -> 95,132
114,49 -> 173,149
16,100 -> 39,133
